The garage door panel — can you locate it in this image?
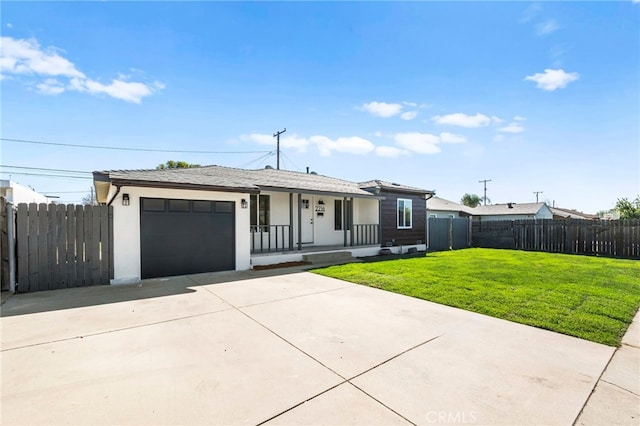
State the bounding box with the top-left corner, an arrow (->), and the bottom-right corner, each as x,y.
140,199 -> 235,279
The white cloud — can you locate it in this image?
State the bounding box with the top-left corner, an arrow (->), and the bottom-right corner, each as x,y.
498,123 -> 525,133
520,3 -> 541,23
536,19 -> 559,36
525,68 -> 579,91
633,0 -> 639,4
402,101 -> 417,107
394,132 -> 441,154
375,146 -> 408,158
432,112 -> 491,128
310,135 -> 375,156
7,23 -> 13,29
439,132 -> 467,144
491,116 -> 504,124
241,133 -> 273,145
0,36 -> 162,103
1,37 -> 85,78
360,101 -> 403,118
36,78 -> 64,95
400,111 -> 418,120
513,115 -> 526,121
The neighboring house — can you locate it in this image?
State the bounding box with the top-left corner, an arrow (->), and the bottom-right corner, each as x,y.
471,202 -> 553,221
359,180 -> 434,247
426,196 -> 473,219
0,180 -> 49,204
93,166 -> 432,283
550,207 -> 599,220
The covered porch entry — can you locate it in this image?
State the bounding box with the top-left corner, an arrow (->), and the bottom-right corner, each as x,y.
250,189 -> 381,256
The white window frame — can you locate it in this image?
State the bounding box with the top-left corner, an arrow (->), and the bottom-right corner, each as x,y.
397,198 -> 412,229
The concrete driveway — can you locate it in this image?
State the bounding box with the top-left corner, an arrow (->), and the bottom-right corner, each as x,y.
0,269 -> 618,425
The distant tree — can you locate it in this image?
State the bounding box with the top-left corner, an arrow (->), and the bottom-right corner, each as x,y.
460,193 -> 482,208
614,196 -> 640,219
157,160 -> 200,169
81,192 -> 96,206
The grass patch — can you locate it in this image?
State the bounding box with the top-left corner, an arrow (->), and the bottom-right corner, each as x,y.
313,248 -> 640,346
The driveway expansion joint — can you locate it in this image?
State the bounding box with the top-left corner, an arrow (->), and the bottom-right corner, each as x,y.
600,379 -> 640,397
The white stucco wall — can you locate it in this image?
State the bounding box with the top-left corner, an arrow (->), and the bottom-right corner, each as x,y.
108,186 -> 251,284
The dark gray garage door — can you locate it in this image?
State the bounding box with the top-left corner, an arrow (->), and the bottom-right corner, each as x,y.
140,198 -> 235,279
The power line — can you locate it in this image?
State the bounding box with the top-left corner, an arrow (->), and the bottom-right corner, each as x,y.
1,137 -> 271,154
0,165 -> 91,174
0,171 -> 92,180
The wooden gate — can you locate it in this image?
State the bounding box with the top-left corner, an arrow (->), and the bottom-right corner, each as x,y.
15,203 -> 113,293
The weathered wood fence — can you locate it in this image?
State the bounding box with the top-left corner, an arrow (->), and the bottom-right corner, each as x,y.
472,219 -> 640,259
428,218 -> 472,251
14,203 -> 113,293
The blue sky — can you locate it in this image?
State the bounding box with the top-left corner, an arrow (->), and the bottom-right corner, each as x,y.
1,1 -> 638,213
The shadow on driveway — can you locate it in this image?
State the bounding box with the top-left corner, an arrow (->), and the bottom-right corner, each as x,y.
0,265 -> 312,318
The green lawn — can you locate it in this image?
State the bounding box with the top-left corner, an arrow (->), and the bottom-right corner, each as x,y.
313,248 -> 640,346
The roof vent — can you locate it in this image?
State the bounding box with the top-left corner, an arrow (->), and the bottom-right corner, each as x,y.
265,165 -> 274,169
392,182 -> 400,186
310,171 -> 318,175
507,202 -> 515,209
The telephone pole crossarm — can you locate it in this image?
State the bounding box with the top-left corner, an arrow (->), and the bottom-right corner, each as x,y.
479,179 -> 492,206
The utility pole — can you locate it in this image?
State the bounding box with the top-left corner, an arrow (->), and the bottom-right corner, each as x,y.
533,191 -> 543,203
273,128 -> 286,170
479,179 -> 491,206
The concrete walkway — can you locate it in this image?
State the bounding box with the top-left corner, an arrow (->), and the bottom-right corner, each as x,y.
0,268 -> 633,425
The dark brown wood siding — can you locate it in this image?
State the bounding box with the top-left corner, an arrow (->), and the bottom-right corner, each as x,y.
379,190 -> 426,246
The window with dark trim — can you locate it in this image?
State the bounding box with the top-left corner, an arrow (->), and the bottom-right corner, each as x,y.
250,194 -> 270,227
334,199 -> 352,231
397,198 -> 412,229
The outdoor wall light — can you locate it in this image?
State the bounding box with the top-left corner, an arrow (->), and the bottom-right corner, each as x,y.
241,199 -> 248,209
122,193 -> 130,206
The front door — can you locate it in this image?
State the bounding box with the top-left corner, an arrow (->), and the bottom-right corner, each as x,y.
301,197 -> 314,243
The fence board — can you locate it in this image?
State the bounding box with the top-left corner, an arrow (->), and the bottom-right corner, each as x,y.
67,205 -> 77,287
16,204 -> 29,292
90,206 -> 101,284
75,205 -> 85,287
27,204 -> 39,291
56,204 -> 67,288
48,204 -> 58,290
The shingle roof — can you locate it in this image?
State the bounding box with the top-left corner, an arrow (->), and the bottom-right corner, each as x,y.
550,207 -> 599,220
427,196 -> 474,214
359,179 -> 433,195
471,202 -> 547,216
94,165 -> 374,197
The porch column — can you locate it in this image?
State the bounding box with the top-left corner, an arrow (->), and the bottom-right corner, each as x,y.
349,197 -> 354,247
378,199 -> 383,246
289,192 -> 294,251
343,197 -> 348,247
297,193 -> 302,251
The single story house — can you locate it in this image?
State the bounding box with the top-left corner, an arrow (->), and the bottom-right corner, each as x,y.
550,207 -> 599,220
426,196 -> 473,219
471,202 -> 553,222
93,165 -> 433,284
0,180 -> 50,204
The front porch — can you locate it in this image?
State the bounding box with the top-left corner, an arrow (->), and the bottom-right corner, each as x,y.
249,189 -> 382,255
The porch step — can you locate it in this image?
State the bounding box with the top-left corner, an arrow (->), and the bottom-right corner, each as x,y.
302,251 -> 354,265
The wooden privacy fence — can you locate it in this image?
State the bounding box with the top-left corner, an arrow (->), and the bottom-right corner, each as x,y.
428,218 -> 472,251
472,219 -> 640,259
15,203 -> 113,293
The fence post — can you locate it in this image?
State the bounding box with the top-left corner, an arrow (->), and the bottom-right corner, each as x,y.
7,202 -> 16,293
